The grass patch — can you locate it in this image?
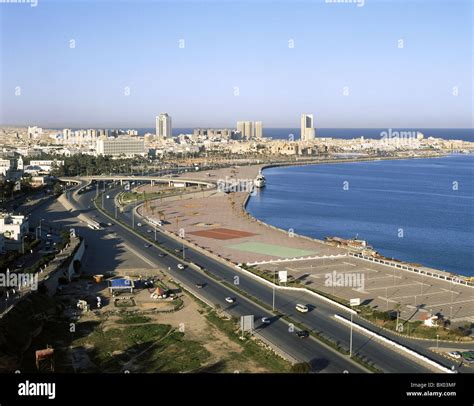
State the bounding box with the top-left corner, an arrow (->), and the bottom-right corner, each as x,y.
359,306 -> 474,342
75,323 -> 211,373
116,313 -> 152,324
205,311 -> 292,372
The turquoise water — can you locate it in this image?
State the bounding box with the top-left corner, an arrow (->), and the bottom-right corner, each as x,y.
247,155 -> 474,276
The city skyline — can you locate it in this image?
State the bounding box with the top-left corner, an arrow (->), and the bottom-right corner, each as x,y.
1,0 -> 472,129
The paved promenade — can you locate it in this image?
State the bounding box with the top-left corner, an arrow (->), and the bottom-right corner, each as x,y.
138,163 -> 473,324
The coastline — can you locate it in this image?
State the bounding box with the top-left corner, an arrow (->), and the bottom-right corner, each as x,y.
242,153 -> 472,283
137,153 -> 472,324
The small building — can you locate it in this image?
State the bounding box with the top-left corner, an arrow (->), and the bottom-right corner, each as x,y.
108,278 -> 135,294
0,214 -> 29,241
30,176 -> 53,187
422,314 -> 439,327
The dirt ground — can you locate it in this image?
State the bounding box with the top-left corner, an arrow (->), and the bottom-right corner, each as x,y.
53,272 -> 280,373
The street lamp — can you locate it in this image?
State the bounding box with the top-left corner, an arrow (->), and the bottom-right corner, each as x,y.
350,312 -> 353,358
36,218 -> 44,240
272,271 -> 276,311
21,235 -> 27,254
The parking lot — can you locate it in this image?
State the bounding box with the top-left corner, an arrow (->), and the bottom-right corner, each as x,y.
257,255 -> 474,323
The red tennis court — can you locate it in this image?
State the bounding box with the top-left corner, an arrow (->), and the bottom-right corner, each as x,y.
189,228 -> 257,240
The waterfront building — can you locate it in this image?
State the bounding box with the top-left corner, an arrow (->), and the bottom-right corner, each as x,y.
301,113 -> 315,141
156,113 -> 172,138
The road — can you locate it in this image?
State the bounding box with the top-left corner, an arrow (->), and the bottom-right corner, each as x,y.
85,182 -> 449,373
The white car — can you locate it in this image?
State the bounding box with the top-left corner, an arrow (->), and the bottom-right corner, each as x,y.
225,297 -> 235,303
137,222 -> 142,227
177,263 -> 185,270
261,317 -> 271,324
295,304 -> 309,313
448,351 -> 461,359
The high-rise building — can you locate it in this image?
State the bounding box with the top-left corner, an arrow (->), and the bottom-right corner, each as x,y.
237,120 -> 262,140
255,121 -> 263,138
63,128 -> 72,143
300,114 -> 315,141
156,113 -> 172,138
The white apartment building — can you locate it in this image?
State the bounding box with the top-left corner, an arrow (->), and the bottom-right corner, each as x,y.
0,214 -> 29,241
301,114 -> 315,141
156,113 -> 172,138
27,126 -> 43,139
96,138 -> 145,157
29,160 -> 64,172
0,159 -> 12,176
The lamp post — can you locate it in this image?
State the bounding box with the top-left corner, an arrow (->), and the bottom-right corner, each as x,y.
272,271 -> 276,312
349,312 -> 353,358
36,218 -> 44,240
21,235 -> 27,254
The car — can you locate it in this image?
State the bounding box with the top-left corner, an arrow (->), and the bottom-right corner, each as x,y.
261,317 -> 271,324
147,229 -> 152,233
144,243 -> 151,248
107,222 -> 113,226
195,283 -> 205,289
295,304 -> 309,313
158,253 -> 166,257
106,195 -> 110,199
177,263 -> 185,270
448,351 -> 461,359
225,297 -> 235,303
174,248 -> 181,253
46,233 -> 52,238
137,222 -> 142,227
296,330 -> 309,338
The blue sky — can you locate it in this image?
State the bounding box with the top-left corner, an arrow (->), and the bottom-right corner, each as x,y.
0,0 -> 472,129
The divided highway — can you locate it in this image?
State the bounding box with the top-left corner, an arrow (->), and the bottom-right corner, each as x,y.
70,181 -> 456,373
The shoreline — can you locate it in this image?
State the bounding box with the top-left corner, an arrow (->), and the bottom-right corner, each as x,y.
242,154 -> 472,283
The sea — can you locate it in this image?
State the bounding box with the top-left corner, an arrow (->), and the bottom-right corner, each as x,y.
246,154 -> 474,277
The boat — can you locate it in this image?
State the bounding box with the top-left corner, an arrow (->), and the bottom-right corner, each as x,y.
254,170 -> 266,188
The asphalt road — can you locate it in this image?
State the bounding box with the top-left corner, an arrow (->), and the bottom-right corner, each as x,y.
84,183 -> 448,374
42,183 -> 367,373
